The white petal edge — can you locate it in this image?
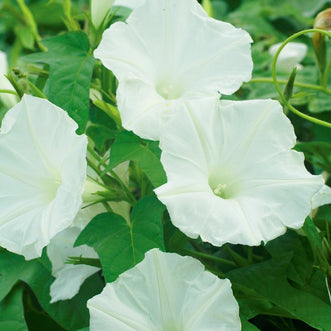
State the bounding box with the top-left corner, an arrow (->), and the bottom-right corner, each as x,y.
88,248 -> 240,331
0,95 -> 87,259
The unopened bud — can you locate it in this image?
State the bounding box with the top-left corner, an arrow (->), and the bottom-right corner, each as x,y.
313,8 -> 331,78
314,8 -> 331,31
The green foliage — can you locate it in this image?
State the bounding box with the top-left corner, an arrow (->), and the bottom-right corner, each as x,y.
104,130 -> 167,187
0,0 -> 330,330
25,32 -> 95,133
0,285 -> 27,331
227,232 -> 331,330
295,141 -> 331,172
0,250 -> 103,330
75,196 -> 165,282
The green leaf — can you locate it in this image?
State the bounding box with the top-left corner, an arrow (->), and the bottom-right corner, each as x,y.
25,32 -> 95,133
14,25 -> 34,50
308,92 -> 331,114
75,196 -> 165,282
294,141 -> 331,172
0,285 -> 27,331
104,131 -> 167,187
241,319 -> 260,331
86,124 -> 117,153
0,250 -> 103,330
227,244 -> 331,330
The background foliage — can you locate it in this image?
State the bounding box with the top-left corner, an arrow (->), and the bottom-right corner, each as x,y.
0,0 -> 330,330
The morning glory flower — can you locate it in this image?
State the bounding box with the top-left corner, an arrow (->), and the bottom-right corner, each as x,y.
0,51 -> 18,109
0,95 -> 87,260
88,248 -> 240,330
269,42 -> 308,72
155,98 -> 325,246
94,0 -> 253,140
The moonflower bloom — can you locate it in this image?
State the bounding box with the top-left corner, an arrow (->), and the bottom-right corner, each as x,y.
269,42 -> 308,72
0,95 -> 87,259
94,0 -> 253,140
88,248 -> 240,330
155,98 -> 325,246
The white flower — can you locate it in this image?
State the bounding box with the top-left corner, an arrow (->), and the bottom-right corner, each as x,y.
311,185 -> 331,210
0,51 -> 18,109
155,98 -> 325,246
88,248 -> 240,331
91,0 -> 114,28
269,42 -> 307,72
47,204 -> 104,303
113,0 -> 144,9
94,0 -> 253,140
0,94 -> 87,260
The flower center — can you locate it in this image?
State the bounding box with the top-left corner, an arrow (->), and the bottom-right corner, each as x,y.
155,76 -> 185,100
38,175 -> 62,204
208,168 -> 240,199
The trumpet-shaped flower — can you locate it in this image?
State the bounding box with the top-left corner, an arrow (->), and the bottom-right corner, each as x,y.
88,248 -> 240,330
155,98 -> 325,246
94,0 -> 253,140
0,95 -> 87,260
269,42 -> 307,72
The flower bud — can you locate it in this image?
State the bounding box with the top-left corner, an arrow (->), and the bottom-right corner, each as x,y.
314,8 -> 331,31
91,0 -> 114,29
0,51 -> 18,109
313,8 -> 331,75
269,42 -> 307,72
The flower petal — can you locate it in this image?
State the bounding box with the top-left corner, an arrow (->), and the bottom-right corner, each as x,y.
0,95 -> 87,259
88,249 -> 240,331
269,42 -> 308,72
155,99 -> 324,246
94,0 -> 252,140
47,207 -> 102,302
311,185 -> 331,210
50,264 -> 99,303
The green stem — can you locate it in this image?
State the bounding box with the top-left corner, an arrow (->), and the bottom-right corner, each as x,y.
184,249 -> 236,267
249,78 -> 331,96
26,80 -> 47,99
87,157 -> 102,178
109,169 -> 136,206
87,144 -> 102,163
322,59 -> 331,88
0,89 -> 18,96
90,83 -> 116,103
224,245 -> 249,267
66,256 -> 102,268
271,28 -> 331,129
